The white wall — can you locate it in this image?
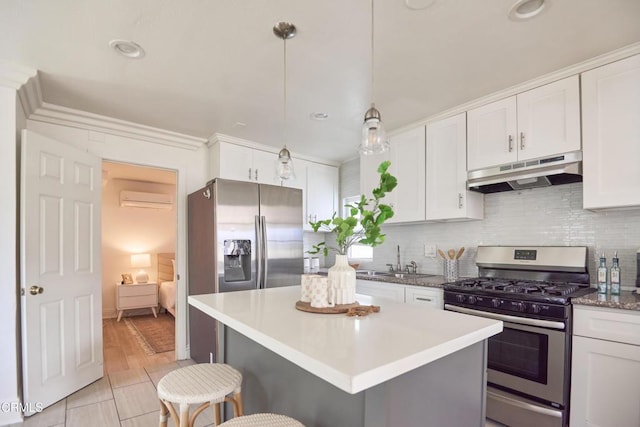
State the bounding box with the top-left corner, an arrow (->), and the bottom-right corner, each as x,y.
341,158 -> 640,287
102,178 -> 176,318
0,87 -> 21,425
26,120 -> 208,359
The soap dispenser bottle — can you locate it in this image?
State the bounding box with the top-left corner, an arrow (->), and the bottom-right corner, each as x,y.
610,251 -> 621,295
597,252 -> 608,294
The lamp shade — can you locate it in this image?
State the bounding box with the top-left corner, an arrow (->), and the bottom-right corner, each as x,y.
131,253 -> 151,268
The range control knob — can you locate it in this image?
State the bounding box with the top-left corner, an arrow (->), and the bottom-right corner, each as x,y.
468,296 -> 477,304
531,304 -> 541,314
491,298 -> 501,308
516,302 -> 527,312
456,294 -> 465,303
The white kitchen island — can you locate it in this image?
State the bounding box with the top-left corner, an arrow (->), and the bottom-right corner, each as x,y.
189,286 -> 502,427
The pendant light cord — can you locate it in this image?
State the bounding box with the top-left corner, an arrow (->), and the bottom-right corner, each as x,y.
370,0 -> 375,105
283,37 -> 288,146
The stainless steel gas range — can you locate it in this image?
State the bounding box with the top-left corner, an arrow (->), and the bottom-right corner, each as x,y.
443,246 -> 595,427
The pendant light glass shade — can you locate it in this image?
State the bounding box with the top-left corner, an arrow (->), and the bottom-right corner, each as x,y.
360,0 -> 389,156
360,103 -> 389,155
277,146 -> 294,180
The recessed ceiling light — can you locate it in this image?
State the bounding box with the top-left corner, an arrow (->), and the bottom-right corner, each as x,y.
109,40 -> 145,59
233,122 -> 247,128
310,112 -> 329,121
404,0 -> 436,10
508,0 -> 546,21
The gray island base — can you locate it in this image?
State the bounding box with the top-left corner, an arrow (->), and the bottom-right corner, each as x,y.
224,326 -> 487,427
188,287 -> 502,427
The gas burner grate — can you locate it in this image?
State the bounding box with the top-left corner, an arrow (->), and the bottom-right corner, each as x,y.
445,278 -> 585,298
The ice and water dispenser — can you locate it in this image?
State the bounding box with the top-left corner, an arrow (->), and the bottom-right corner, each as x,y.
223,239 -> 251,282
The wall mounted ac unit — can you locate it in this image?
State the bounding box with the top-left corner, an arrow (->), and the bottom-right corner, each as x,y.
120,191 -> 173,209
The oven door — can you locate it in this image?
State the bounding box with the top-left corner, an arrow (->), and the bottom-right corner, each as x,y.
444,305 -> 568,406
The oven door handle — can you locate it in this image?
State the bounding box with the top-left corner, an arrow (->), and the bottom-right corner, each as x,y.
487,389 -> 563,419
444,304 -> 566,330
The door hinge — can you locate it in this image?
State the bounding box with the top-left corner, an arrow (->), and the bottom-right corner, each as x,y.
21,288 -> 25,296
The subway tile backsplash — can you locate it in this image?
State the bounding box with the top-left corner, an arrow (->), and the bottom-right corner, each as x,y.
337,159 -> 640,288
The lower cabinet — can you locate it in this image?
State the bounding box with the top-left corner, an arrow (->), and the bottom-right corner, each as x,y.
570,306 -> 640,427
355,279 -> 443,309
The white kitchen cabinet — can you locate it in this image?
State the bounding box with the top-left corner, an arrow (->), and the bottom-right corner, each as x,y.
359,126 -> 426,224
404,286 -> 443,309
582,54 -> 640,210
386,127 -> 426,223
467,75 -> 580,171
355,279 -> 443,309
570,306 -> 640,427
426,113 -> 483,221
356,279 -> 405,303
212,141 -> 280,185
304,161 -> 339,230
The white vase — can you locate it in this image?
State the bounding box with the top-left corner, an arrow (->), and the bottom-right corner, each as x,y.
328,254 -> 356,305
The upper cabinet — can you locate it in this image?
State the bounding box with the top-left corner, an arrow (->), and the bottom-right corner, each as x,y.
582,54 -> 640,210
359,127 -> 426,223
304,162 -> 339,230
426,113 -> 483,221
467,75 -> 581,171
212,142 -> 280,185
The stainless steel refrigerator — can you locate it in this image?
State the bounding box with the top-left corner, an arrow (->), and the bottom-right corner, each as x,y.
187,178 -> 303,363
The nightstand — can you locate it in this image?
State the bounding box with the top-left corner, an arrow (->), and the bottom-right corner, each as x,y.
116,283 -> 158,322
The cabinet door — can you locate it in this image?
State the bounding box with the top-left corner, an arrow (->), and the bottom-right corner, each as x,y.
287,158 -> 308,229
359,151 -> 391,201
570,336 -> 640,427
355,280 -> 405,302
426,113 -> 482,220
582,54 -> 640,209
218,143 -> 254,182
306,162 -> 338,226
386,127 -> 426,223
467,97 -> 517,170
252,149 -> 280,185
516,75 -> 580,161
405,287 -> 442,309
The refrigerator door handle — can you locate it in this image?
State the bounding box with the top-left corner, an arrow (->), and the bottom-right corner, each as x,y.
261,215 -> 268,288
255,215 -> 263,289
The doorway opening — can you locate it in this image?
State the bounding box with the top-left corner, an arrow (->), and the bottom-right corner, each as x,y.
101,160 -> 178,374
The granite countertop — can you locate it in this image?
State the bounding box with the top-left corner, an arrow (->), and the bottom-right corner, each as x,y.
572,290 -> 640,311
188,287 -> 502,394
314,268 -> 448,288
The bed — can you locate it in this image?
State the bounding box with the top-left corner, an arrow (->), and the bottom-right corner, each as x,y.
157,252 -> 176,317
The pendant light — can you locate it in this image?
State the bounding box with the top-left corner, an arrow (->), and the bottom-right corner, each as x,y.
360,0 -> 389,156
274,22 -> 296,181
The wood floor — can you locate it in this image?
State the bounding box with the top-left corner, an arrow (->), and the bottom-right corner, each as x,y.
103,317 -> 175,375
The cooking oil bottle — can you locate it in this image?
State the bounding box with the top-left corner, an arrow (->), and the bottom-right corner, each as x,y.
597,252 -> 608,294
610,251 -> 621,295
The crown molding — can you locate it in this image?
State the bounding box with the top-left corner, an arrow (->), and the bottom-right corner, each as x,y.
0,63 -> 37,90
390,41 -> 640,136
30,103 -> 207,151
208,133 -> 341,167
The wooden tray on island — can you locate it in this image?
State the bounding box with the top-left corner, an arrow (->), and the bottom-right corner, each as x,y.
295,300 -> 360,314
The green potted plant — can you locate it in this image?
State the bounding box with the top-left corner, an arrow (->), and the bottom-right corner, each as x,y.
308,160 -> 397,304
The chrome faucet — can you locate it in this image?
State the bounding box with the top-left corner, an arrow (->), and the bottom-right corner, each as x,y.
396,245 -> 402,272
406,261 -> 417,274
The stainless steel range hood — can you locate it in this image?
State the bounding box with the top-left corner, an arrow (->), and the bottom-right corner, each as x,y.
467,151 -> 582,194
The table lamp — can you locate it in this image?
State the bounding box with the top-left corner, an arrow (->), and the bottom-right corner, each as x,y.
131,253 -> 151,283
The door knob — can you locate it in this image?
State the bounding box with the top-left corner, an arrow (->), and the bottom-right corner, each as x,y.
29,285 -> 44,295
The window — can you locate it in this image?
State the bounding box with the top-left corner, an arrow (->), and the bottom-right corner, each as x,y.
342,196 -> 373,261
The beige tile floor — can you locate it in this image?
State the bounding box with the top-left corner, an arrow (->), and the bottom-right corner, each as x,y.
11,359 -> 224,427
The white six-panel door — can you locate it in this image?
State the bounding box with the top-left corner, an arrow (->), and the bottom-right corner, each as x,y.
20,130 -> 103,415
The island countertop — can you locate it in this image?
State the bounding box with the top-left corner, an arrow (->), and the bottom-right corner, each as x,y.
188,286 -> 502,394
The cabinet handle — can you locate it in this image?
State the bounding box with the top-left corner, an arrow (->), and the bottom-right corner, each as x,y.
416,297 -> 432,302
255,169 -> 258,181
508,135 -> 514,152
458,193 -> 463,209
248,168 -> 252,180
520,132 -> 525,150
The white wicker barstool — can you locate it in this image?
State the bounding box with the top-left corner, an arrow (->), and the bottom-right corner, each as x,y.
157,363 -> 243,427
218,413 -> 304,427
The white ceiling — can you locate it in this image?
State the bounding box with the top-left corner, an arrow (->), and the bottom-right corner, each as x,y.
2,0 -> 640,163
